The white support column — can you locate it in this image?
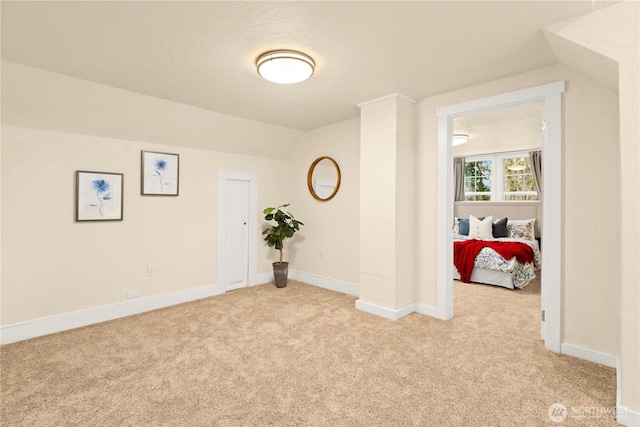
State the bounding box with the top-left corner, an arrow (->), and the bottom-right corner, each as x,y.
356,94 -> 416,319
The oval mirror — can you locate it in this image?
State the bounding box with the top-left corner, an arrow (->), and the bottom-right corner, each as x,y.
307,156 -> 341,201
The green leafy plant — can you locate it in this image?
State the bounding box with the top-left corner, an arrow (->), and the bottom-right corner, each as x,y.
262,204 -> 304,264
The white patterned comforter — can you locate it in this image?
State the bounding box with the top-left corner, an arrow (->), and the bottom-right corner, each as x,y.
453,234 -> 542,289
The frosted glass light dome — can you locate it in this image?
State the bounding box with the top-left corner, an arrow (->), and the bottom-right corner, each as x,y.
452,134 -> 469,146
256,50 -> 315,84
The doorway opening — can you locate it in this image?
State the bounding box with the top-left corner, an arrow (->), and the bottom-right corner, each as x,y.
451,102 -> 544,339
436,81 -> 565,352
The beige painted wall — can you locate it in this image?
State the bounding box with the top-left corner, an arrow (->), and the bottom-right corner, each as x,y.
562,71 -> 620,352
0,126 -> 289,325
288,118 -> 360,284
0,64 -> 294,326
415,63 -> 621,357
545,0 -> 639,414
0,26 -> 3,324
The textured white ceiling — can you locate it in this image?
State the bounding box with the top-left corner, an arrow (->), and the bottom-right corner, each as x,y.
453,103 -> 544,157
1,1 -> 615,131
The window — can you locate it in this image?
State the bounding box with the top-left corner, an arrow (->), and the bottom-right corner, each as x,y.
501,156 -> 538,201
464,160 -> 492,201
464,152 -> 538,201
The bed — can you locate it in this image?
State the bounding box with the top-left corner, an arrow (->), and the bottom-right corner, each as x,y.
452,215 -> 541,289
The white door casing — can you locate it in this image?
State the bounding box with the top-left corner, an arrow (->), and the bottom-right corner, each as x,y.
217,171 -> 258,294
435,81 -> 564,353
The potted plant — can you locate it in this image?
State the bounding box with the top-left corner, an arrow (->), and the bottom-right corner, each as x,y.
262,204 -> 304,288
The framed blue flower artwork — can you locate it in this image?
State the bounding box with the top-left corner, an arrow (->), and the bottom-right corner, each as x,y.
141,151 -> 179,196
76,171 -> 124,221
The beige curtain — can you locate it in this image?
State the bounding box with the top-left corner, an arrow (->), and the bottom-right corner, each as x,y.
529,150 -> 542,198
454,157 -> 465,201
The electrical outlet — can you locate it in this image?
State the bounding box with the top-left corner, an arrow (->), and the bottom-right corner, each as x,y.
127,290 -> 140,299
147,264 -> 156,276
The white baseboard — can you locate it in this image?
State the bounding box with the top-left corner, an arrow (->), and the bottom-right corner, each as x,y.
414,303 -> 446,319
615,357 -> 640,427
0,271 -> 356,345
617,406 -> 640,427
252,272 -> 273,286
0,284 -> 220,345
560,343 -> 617,368
355,299 -> 415,320
290,270 -> 359,297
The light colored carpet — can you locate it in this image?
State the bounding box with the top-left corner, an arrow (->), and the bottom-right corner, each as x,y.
1,278 -> 617,426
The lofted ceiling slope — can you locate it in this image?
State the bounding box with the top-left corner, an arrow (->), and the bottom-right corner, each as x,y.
1,1 -> 617,131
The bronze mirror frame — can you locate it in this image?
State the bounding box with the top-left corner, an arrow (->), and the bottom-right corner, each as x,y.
307,156 -> 341,201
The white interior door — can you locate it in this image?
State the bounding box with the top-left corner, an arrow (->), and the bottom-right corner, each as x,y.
216,171 -> 258,294
225,180 -> 250,291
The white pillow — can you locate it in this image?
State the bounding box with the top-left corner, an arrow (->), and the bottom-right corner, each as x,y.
469,215 -> 493,238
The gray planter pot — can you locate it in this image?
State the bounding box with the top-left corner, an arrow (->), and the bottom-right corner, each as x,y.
273,262 -> 289,288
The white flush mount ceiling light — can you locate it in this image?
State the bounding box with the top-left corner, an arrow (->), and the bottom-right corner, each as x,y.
256,50 -> 315,84
452,134 -> 469,146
